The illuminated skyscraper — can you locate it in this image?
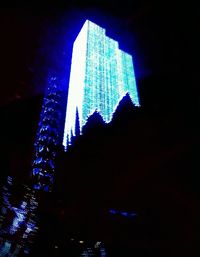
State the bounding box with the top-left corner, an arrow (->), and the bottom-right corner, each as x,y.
31,19 -> 140,191
31,76 -> 63,191
63,20 -> 140,149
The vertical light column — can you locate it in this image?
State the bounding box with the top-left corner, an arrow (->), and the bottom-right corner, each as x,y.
121,53 -> 140,106
63,20 -> 88,148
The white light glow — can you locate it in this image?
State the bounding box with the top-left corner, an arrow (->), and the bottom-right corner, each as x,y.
63,20 -> 140,149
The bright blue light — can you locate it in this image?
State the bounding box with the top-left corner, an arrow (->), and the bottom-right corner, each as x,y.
31,76 -> 62,191
63,20 -> 140,149
109,208 -> 137,218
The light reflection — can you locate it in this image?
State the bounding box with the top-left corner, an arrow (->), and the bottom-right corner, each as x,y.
0,177 -> 39,256
109,208 -> 137,218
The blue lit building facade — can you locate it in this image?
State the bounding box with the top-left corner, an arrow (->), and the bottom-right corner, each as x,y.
31,19 -> 140,191
31,76 -> 63,191
63,20 -> 140,149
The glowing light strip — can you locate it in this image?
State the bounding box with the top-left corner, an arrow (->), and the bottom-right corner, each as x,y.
63,20 -> 88,147
63,20 -> 140,149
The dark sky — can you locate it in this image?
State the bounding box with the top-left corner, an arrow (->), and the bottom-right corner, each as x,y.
0,1 -> 198,106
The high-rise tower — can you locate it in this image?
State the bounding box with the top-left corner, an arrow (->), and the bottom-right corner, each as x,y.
31,76 -> 63,191
31,19 -> 140,191
63,20 -> 140,149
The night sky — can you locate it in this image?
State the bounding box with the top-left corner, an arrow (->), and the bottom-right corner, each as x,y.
0,1 -> 198,106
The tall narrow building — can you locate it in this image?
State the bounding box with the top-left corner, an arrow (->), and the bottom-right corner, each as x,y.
31,76 -> 63,191
63,20 -> 140,149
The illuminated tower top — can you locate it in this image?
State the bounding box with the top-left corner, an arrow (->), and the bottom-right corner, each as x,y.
63,20 -> 140,149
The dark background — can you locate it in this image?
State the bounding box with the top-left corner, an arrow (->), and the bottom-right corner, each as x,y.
0,1 -> 199,256
0,1 -> 198,105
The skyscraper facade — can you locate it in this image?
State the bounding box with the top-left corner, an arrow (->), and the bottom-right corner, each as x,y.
31,19 -> 140,191
63,20 -> 140,149
31,76 -> 63,191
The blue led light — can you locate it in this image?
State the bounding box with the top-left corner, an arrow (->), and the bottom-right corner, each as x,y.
63,20 -> 140,149
109,208 -> 137,218
31,76 -> 62,191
